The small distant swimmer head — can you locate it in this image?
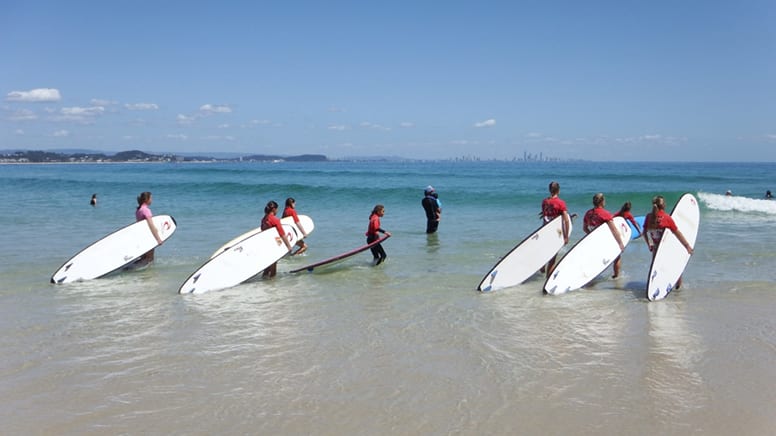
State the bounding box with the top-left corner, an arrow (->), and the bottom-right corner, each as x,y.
90,193 -> 97,206
766,190 -> 772,199
725,190 -> 733,196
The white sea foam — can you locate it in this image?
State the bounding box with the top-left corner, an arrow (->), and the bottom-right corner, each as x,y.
698,191 -> 776,214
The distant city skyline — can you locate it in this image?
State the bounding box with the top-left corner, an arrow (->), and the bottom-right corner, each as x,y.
2,1 -> 775,161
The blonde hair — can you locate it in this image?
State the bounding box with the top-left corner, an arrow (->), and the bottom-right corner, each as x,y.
592,193 -> 605,207
648,195 -> 666,228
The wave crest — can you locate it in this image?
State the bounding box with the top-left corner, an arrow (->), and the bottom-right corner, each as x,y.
698,192 -> 776,214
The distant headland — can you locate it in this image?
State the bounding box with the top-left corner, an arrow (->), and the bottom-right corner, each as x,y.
0,149 -> 329,164
1,149 -> 577,164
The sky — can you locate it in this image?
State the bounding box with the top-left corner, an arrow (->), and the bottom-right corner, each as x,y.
1,0 -> 775,161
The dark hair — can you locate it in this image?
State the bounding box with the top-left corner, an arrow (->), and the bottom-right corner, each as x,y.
264,200 -> 279,214
592,193 -> 605,207
619,201 -> 632,214
370,204 -> 384,217
136,191 -> 152,210
285,197 -> 295,208
549,181 -> 560,195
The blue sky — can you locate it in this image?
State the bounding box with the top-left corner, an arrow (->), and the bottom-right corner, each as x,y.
1,1 -> 774,161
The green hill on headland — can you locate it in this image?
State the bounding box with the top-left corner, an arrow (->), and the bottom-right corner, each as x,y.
0,149 -> 329,163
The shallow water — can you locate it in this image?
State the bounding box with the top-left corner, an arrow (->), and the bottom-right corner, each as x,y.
1,161 -> 775,434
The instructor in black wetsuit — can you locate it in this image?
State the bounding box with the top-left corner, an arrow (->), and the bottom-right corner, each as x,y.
421,185 -> 441,234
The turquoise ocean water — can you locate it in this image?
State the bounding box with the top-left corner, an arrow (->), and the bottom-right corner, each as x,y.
1,161 -> 775,434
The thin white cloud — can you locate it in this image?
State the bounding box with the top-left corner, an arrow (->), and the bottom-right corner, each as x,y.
125,103 -> 159,111
8,108 -> 37,121
129,118 -> 148,126
610,134 -> 686,146
206,135 -> 236,141
174,104 -> 232,125
53,106 -> 105,123
60,106 -> 104,117
246,119 -> 282,128
360,121 -> 391,131
6,88 -> 62,102
167,134 -> 187,140
451,139 -> 486,146
328,125 -> 349,131
177,114 -> 196,125
474,119 -> 496,128
399,122 -> 415,128
764,134 -> 776,141
199,104 -> 232,114
523,133 -> 687,148
15,129 -> 24,135
91,98 -> 117,106
53,129 -> 69,137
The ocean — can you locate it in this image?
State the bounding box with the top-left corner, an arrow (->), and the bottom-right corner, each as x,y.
1,160 -> 775,434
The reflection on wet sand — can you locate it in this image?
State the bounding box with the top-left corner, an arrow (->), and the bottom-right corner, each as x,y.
644,301 -> 709,422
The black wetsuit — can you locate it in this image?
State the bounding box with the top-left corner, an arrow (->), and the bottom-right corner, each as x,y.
422,195 -> 439,234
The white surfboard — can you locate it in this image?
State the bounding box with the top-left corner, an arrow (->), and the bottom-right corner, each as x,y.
51,215 -> 177,284
646,193 -> 700,301
543,216 -> 631,295
209,215 -> 315,258
477,215 -> 572,292
179,215 -> 313,295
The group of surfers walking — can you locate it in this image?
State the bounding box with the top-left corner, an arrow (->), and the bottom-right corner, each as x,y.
541,181 -> 694,285
128,181 -> 693,284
